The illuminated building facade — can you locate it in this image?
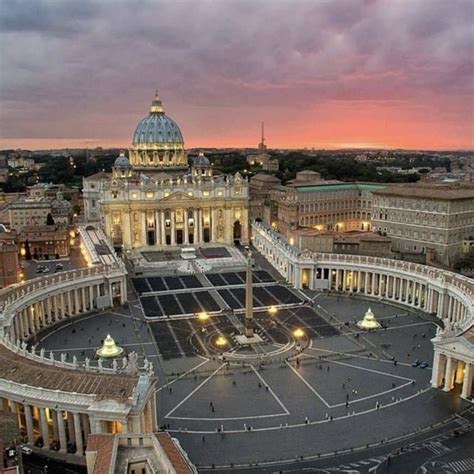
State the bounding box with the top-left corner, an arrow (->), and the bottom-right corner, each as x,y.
83,93 -> 249,249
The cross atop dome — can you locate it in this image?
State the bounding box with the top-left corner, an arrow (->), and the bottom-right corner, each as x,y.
150,90 -> 164,113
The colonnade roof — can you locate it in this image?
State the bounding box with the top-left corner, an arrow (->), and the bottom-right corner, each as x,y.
0,345 -> 138,401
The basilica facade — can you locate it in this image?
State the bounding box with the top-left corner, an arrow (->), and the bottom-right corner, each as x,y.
83,93 -> 249,249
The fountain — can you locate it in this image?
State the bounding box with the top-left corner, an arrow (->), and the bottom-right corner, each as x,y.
96,334 -> 124,358
357,308 -> 381,330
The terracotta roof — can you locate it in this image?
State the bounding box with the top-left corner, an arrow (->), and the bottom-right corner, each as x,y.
251,173 -> 280,182
155,432 -> 194,473
87,434 -> 115,474
84,172 -> 111,181
373,184 -> 474,200
0,344 -> 137,400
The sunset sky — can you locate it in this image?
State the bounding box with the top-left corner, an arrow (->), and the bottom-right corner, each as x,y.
0,0 -> 473,150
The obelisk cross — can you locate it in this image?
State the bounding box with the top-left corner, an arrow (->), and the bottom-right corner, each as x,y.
245,246 -> 254,337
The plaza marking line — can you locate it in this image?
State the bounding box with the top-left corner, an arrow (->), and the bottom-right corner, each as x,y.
250,364 -> 290,415
155,357 -> 210,393
164,364 -> 226,418
306,343 -> 422,367
285,361 -> 331,408
167,386 -> 433,434
164,363 -> 290,421
287,355 -> 416,409
304,354 -> 415,382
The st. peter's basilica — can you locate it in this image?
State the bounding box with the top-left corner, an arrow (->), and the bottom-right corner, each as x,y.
83,92 -> 249,249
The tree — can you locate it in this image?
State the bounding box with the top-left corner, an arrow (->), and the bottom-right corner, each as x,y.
46,213 -> 55,226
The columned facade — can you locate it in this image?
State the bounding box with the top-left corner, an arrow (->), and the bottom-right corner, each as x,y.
252,221 -> 474,401
0,263 -> 156,458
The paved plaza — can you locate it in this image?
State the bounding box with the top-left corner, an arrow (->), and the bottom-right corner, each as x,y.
34,263 -> 472,471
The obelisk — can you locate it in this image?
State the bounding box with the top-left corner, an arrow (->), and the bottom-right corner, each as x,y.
245,246 -> 254,337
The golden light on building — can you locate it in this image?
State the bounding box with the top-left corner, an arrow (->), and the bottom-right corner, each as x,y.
289,237 -> 295,245
293,328 -> 305,338
20,247 -> 26,257
215,336 -> 227,347
268,305 -> 278,315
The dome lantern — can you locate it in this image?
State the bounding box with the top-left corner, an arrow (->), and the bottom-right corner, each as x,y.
150,90 -> 164,113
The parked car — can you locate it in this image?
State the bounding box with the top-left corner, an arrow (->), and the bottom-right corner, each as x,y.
21,445 -> 33,455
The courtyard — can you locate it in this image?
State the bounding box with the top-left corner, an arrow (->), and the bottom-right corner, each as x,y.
34,262 -> 471,470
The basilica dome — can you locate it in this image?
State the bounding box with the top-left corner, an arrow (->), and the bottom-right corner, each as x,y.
114,151 -> 131,168
129,92 -> 187,171
132,96 -> 183,145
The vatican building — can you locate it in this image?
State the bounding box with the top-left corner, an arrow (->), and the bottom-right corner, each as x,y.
83,92 -> 249,250
0,93 -> 472,473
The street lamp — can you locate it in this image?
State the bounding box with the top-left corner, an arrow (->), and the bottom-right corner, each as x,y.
215,336 -> 227,347
268,306 -> 278,316
293,328 -> 305,338
198,312 -> 209,321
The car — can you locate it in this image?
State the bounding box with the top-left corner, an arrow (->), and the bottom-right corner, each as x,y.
411,360 -> 420,367
419,362 -> 429,369
20,446 -> 33,455
56,263 -> 63,269
43,267 -> 50,273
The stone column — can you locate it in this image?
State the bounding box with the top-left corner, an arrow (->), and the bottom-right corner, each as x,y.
67,411 -> 75,442
443,356 -> 454,391
60,293 -> 65,318
461,363 -> 473,399
52,409 -> 59,441
211,208 -> 217,241
431,351 -> 442,387
74,289 -> 80,314
67,291 -> 73,316
73,412 -> 83,454
122,211 -> 132,248
22,310 -> 29,336
160,211 -> 166,246
184,210 -> 189,245
154,211 -> 161,246
448,295 -> 453,322
81,414 -> 90,445
438,292 -> 445,319
170,211 -> 176,246
198,208 -> 204,243
54,296 -> 60,321
40,407 -> 49,448
25,404 -> 34,444
81,287 -> 87,312
57,410 -> 67,453
357,271 -> 361,292
89,287 -> 94,310
141,211 -> 147,247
